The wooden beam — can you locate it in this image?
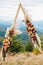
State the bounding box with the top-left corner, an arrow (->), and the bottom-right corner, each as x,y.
14,3 -> 21,22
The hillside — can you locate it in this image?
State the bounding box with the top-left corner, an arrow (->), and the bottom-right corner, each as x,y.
0,52 -> 43,65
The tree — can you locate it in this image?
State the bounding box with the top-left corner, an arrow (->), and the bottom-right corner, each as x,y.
9,35 -> 25,53
25,42 -> 33,52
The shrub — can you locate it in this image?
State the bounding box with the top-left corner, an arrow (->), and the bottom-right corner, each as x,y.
9,35 -> 33,53
9,40 -> 25,53
33,47 -> 39,55
25,42 -> 33,52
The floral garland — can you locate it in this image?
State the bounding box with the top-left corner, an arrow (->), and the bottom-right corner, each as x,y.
26,20 -> 36,41
9,30 -> 14,37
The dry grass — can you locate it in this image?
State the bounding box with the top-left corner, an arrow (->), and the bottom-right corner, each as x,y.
0,52 -> 43,65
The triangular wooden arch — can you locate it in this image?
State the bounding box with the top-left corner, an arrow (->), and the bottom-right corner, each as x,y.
14,3 -> 30,22
1,3 -> 43,61
14,3 -> 42,53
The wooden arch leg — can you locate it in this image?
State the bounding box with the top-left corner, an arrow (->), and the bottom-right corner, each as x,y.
32,40 -> 43,53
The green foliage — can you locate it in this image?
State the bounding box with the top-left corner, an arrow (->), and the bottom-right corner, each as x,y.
25,42 -> 33,52
9,41 -> 25,53
9,35 -> 25,53
33,48 -> 39,55
9,35 -> 35,53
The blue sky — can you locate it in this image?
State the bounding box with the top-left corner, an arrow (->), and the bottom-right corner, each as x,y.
0,0 -> 43,22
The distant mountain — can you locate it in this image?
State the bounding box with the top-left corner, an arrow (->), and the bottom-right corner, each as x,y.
0,20 -> 12,37
0,20 -> 43,47
16,32 -> 30,44
32,21 -> 43,33
0,20 -> 43,39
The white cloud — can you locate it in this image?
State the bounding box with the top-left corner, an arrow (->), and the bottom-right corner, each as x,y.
26,6 -> 43,21
0,0 -> 43,21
